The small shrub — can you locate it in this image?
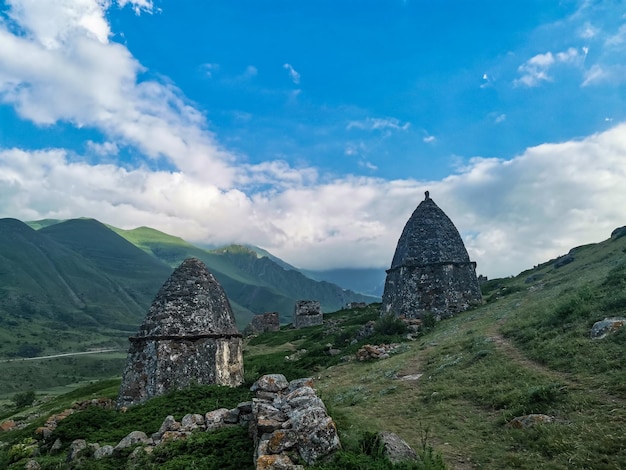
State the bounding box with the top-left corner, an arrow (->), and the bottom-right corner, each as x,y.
374,314 -> 408,336
12,390 -> 35,409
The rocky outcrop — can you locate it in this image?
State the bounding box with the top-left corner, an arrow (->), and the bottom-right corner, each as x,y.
293,300 -> 322,328
356,344 -> 401,361
50,375 -> 339,469
590,317 -> 626,339
117,258 -> 244,408
377,431 -> 418,464
250,374 -> 341,467
382,192 -> 482,320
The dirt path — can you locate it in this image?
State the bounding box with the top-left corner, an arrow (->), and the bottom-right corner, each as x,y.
0,349 -> 124,363
486,322 -> 626,407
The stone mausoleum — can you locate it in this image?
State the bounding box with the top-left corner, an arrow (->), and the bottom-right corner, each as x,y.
293,300 -> 322,328
381,192 -> 482,320
117,258 -> 244,408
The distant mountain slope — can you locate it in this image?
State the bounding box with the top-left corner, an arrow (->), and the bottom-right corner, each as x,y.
303,267 -> 386,297
212,245 -> 378,312
111,226 -> 378,323
0,218 -> 161,358
40,219 -> 173,314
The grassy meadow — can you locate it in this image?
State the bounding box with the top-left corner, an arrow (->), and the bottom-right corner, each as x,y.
1,232 -> 626,468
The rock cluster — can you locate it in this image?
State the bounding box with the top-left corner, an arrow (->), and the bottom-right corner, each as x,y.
293,300 -> 323,329
590,317 -> 626,339
250,374 -> 341,468
49,375 -> 339,469
381,192 -> 482,320
117,258 -> 244,408
356,344 -> 401,361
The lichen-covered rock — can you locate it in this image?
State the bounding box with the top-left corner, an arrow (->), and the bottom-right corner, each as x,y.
251,374 -> 290,393
93,445 -> 114,460
205,408 -> 231,431
114,431 -> 151,452
377,431 -> 418,464
381,192 -> 482,319
68,439 -> 87,461
117,258 -> 244,408
256,453 -> 304,470
251,376 -> 341,467
590,317 -> 626,339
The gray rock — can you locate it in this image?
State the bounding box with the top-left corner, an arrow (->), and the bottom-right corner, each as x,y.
590,317 -> 626,339
68,439 -> 87,461
117,258 -> 244,408
181,413 -> 205,431
377,431 -> 418,464
251,374 -> 289,393
93,445 -> 114,460
381,192 -> 482,320
554,254 -> 575,268
114,431 -> 150,452
205,408 -> 230,431
24,459 -> 40,470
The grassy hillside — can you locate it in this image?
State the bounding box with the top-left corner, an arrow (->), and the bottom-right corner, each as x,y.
112,225 -> 378,323
3,225 -> 625,468
0,219 -> 157,360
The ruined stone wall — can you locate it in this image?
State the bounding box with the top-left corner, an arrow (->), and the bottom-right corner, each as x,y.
117,335 -> 243,408
382,262 -> 482,320
248,312 -> 280,334
293,300 -> 322,328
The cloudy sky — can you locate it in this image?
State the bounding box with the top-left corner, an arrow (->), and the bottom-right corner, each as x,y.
1,0 -> 626,278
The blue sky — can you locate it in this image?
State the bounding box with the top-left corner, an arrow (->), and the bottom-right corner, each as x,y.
1,0 -> 626,278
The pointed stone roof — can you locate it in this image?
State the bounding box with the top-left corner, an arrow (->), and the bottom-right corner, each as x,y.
135,257 -> 239,338
390,193 -> 471,269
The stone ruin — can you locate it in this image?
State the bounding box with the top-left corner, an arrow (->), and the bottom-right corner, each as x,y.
382,191 -> 482,320
244,312 -> 280,336
293,300 -> 322,328
117,258 -> 244,408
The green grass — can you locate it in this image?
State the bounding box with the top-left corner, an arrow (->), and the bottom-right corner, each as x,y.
3,230 -> 626,468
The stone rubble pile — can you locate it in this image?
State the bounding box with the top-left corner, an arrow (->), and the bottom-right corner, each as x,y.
356,343 -> 401,361
26,375 -> 339,469
250,374 -> 341,469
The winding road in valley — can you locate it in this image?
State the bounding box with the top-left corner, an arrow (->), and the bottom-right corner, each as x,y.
0,349 -> 125,363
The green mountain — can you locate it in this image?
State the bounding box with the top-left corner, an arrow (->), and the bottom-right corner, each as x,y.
3,227 -> 626,468
0,218 -> 162,359
0,218 -> 377,360
111,226 -> 378,323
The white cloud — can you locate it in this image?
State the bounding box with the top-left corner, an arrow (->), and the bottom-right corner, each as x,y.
347,117 -> 410,132
494,114 -> 506,124
423,135 -> 436,143
202,63 -> 220,78
582,64 -> 626,86
3,123 -> 626,278
514,48 -> 581,87
0,0 -> 236,187
283,63 -> 301,85
86,140 -> 119,156
116,0 -> 155,15
2,0 -> 626,282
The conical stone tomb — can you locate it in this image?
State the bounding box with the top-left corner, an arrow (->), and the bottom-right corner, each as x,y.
117,258 -> 244,408
381,192 -> 482,319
